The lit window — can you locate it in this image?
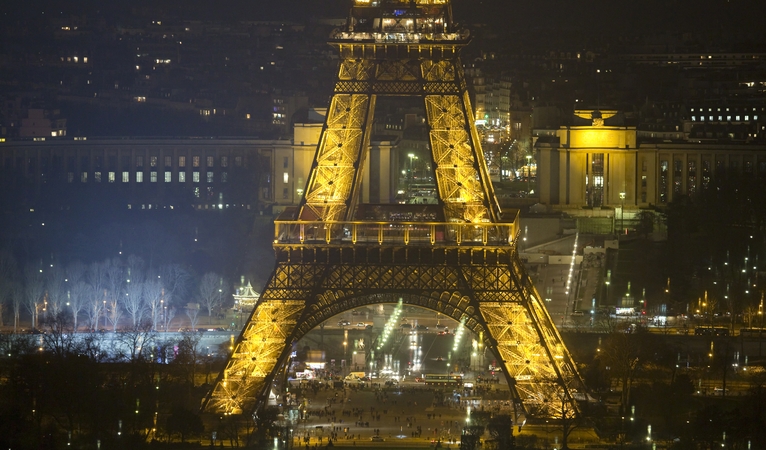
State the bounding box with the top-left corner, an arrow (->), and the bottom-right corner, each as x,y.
207,156 -> 214,167
94,172 -> 101,182
81,172 -> 88,183
221,172 -> 228,183
122,171 -> 129,183
193,172 -> 200,183
179,172 -> 186,183
207,172 -> 214,183
283,172 -> 289,184
108,172 -> 115,183
136,172 -> 143,183
150,156 -> 157,167
221,156 -> 228,167
164,171 -> 171,182
150,171 -> 157,182
179,156 -> 186,167
193,156 -> 200,167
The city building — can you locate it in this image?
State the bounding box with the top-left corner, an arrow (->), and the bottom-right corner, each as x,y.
0,109 -> 400,213
535,109 -> 766,211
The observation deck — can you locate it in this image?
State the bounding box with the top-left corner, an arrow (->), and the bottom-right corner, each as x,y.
275,207 -> 519,248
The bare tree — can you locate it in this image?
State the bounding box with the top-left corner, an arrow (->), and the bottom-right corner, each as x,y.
123,278 -> 146,328
88,260 -> 109,293
552,376 -> 583,450
126,255 -> 145,284
159,264 -> 192,307
186,306 -> 200,330
66,261 -> 87,286
86,260 -> 110,331
198,272 -> 227,324
64,261 -> 91,333
116,318 -> 156,363
743,304 -> 759,328
23,266 -> 45,329
86,287 -> 105,332
45,266 -> 67,317
143,280 -> 164,331
106,298 -> 123,333
175,331 -> 204,386
163,306 -> 177,332
68,281 -> 90,332
11,282 -> 23,333
599,332 -> 644,414
0,283 -> 6,327
104,258 -> 125,326
40,311 -> 78,357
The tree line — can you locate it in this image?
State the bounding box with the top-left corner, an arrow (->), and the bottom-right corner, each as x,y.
0,251 -> 231,333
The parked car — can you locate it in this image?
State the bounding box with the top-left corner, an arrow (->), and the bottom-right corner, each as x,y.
338,320 -> 350,326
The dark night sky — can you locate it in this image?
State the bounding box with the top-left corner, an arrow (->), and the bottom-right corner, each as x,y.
3,0 -> 766,34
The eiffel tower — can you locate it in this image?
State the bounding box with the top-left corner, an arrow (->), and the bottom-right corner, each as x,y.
205,0 -> 584,420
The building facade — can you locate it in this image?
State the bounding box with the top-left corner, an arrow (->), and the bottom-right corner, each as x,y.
0,119 -> 399,213
536,110 -> 766,211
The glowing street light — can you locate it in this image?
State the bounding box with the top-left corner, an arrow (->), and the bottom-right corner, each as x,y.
525,154 -> 532,194
407,153 -> 418,180
619,192 -> 626,234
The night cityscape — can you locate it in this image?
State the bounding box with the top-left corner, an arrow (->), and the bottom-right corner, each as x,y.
1,0 -> 766,449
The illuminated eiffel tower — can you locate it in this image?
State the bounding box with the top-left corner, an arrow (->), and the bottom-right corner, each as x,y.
205,0 -> 584,421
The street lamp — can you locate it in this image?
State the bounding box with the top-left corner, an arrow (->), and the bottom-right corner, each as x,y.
407,153 -> 417,181
525,154 -> 532,194
759,292 -> 764,356
619,192 -> 626,235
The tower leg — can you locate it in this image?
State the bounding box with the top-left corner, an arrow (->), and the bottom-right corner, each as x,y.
204,265 -> 313,415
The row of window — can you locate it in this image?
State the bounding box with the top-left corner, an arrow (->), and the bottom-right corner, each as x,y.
690,115 -> 759,122
126,155 -> 241,168
66,171 -> 229,183
691,107 -> 766,113
658,159 -> 766,202
4,155 -> 245,173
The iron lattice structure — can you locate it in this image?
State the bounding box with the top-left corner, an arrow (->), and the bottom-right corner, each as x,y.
205,0 -> 585,420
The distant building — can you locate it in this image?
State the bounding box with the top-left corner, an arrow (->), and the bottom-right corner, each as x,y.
20,109 -> 67,138
0,109 -> 400,213
535,109 -> 766,211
